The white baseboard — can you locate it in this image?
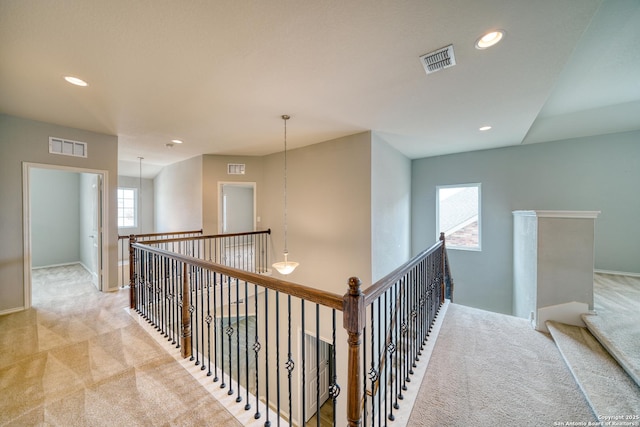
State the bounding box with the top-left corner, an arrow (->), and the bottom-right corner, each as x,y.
0,306 -> 27,316
32,261 -> 81,270
594,269 -> 640,278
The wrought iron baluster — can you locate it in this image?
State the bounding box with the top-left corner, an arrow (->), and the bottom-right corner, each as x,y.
384,289 -> 389,423
392,281 -> 400,414
315,304 -> 320,427
330,309 -> 339,427
244,280 -> 251,411
275,291 -> 281,426
301,300 -> 306,426
206,270 -> 212,377
370,298 -> 376,425
213,272 -> 219,383
219,273 -> 226,388
190,265 -> 196,362
264,288 -> 270,427
253,282 -> 261,420
226,275 -> 234,395
193,266 -> 199,364
235,277 -> 242,402
286,295 -> 293,424
200,268 -> 206,370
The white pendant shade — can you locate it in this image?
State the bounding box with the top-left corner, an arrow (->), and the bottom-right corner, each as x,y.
272,252 -> 299,275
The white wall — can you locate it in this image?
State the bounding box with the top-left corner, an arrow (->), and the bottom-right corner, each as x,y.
0,114 -> 118,312
154,155 -> 203,232
371,133 -> 412,282
412,130 -> 640,315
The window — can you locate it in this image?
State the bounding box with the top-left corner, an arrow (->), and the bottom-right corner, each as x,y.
117,188 -> 137,228
437,183 -> 481,250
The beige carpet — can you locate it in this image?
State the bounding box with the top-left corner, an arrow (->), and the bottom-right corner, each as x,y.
582,273 -> 640,386
0,264 -> 241,427
408,303 -> 596,426
546,321 -> 640,417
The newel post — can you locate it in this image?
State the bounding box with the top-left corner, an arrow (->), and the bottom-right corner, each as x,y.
181,263 -> 192,359
343,277 -> 364,427
128,235 -> 137,309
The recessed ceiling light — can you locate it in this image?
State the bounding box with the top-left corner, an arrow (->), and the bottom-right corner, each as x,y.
64,76 -> 88,87
171,139 -> 183,144
475,30 -> 504,49
479,126 -> 492,131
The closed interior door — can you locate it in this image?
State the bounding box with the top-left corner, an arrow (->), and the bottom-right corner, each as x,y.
305,334 -> 330,421
220,183 -> 255,233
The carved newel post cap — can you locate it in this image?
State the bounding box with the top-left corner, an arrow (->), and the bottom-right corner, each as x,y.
348,277 -> 362,296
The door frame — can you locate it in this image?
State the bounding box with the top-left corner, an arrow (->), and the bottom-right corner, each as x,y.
217,181 -> 257,233
303,331 -> 333,421
22,162 -> 109,308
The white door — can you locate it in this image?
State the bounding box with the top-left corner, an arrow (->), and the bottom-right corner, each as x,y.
304,335 -> 330,422
89,174 -> 103,289
219,182 -> 256,233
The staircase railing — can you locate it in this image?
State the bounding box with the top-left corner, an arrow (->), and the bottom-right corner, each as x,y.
344,233 -> 453,426
129,231 -> 453,426
118,229 -> 203,287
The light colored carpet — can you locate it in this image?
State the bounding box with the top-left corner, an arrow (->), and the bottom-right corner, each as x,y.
408,303 -> 596,426
0,264 -> 241,427
582,273 -> 640,386
547,320 -> 640,417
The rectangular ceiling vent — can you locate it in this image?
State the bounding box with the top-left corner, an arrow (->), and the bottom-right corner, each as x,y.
49,137 -> 88,158
227,163 -> 246,175
419,44 -> 456,75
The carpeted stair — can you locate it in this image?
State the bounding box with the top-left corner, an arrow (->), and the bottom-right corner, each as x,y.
546,320 -> 640,418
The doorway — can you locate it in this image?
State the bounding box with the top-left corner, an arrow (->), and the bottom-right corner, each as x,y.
218,182 -> 256,233
23,163 -> 108,308
304,333 -> 333,424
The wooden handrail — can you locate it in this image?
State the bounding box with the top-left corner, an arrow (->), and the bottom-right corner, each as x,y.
132,241 -> 344,311
140,229 -> 271,245
362,238 -> 443,306
118,229 -> 203,240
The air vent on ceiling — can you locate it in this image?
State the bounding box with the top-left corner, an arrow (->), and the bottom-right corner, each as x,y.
227,163 -> 246,175
49,137 -> 88,158
419,44 -> 456,75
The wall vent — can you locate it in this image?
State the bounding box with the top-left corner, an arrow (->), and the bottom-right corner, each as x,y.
49,137 -> 88,158
227,163 -> 246,175
419,44 -> 456,75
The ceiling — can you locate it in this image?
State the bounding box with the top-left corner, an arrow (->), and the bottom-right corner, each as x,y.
1,0 -> 639,178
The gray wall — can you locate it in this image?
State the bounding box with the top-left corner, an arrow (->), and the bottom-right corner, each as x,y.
412,130 -> 640,315
117,175 -> 155,235
262,131 -> 373,292
31,169 -> 81,267
202,155 -> 264,234
371,133 -> 412,282
0,114 -> 119,312
154,155 -> 203,232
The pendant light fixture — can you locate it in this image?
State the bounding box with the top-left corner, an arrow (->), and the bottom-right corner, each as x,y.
272,115 -> 299,275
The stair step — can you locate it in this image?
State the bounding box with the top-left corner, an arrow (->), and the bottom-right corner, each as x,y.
582,312 -> 640,388
546,320 -> 640,418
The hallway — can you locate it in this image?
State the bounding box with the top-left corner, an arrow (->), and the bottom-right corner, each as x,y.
0,264 -> 240,426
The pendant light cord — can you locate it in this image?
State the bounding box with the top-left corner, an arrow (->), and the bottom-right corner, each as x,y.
282,115 -> 289,255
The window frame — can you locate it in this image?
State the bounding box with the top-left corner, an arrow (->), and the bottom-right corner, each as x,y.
436,183 -> 482,251
117,187 -> 138,229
